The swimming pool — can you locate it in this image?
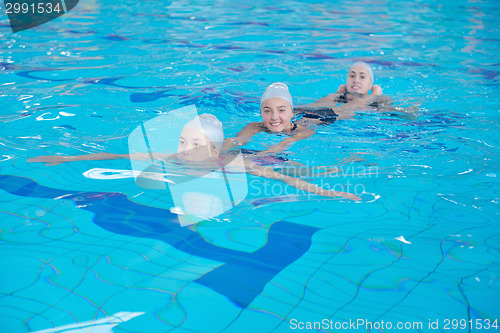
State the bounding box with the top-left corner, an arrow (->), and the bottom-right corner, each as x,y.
1,0 -> 499,332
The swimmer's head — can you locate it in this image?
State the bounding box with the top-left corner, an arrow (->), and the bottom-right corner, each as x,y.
260,82 -> 293,110
346,61 -> 374,95
351,61 -> 374,83
260,83 -> 294,133
177,114 -> 224,161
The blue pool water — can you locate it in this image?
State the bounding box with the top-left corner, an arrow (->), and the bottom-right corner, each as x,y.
1,0 -> 499,332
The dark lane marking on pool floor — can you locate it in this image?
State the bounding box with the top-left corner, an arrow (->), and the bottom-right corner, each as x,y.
0,174 -> 318,308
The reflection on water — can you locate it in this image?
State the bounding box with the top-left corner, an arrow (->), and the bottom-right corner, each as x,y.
0,0 -> 499,332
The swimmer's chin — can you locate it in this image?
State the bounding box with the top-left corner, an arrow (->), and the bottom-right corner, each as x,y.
265,123 -> 285,132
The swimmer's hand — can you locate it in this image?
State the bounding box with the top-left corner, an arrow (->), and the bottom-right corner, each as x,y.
317,187 -> 361,201
221,137 -> 247,152
398,105 -> 419,120
255,146 -> 289,156
371,84 -> 383,95
337,191 -> 361,201
335,84 -> 347,95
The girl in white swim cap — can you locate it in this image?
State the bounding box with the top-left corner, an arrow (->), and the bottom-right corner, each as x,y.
222,82 -> 315,155
313,61 -> 382,106
336,61 -> 382,96
294,61 -> 388,120
177,114 -> 224,162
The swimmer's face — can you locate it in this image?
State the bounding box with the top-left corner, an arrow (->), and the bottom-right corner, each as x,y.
177,127 -> 218,162
346,65 -> 373,95
260,98 -> 293,132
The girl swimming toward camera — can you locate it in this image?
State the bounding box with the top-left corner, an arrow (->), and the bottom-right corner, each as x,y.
222,82 -> 316,155
296,61 -> 417,120
313,61 -> 383,106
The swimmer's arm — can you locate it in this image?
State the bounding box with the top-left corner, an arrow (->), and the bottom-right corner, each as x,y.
221,122 -> 262,152
328,105 -> 355,120
323,85 -> 347,103
298,85 -> 347,109
28,152 -> 172,166
312,93 -> 337,105
256,128 -> 315,155
246,165 -> 360,200
28,153 -> 132,165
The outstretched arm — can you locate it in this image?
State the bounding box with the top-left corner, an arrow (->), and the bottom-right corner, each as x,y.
221,122 -> 262,152
247,164 -> 360,200
28,153 -> 131,166
256,128 -> 315,155
310,93 -> 337,105
315,85 -> 347,104
296,85 -> 347,110
28,152 -> 171,166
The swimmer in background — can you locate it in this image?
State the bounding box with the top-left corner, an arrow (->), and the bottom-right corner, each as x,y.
29,113 -> 360,200
296,61 -> 417,121
311,61 -> 383,104
221,82 -> 316,155
296,61 -> 385,121
337,61 -> 383,98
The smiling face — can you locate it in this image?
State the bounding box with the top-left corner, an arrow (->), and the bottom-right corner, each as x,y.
346,65 -> 373,95
260,98 -> 294,132
177,127 -> 218,162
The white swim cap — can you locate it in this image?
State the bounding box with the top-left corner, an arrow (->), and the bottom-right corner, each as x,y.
350,61 -> 374,83
260,82 -> 293,110
184,113 -> 224,151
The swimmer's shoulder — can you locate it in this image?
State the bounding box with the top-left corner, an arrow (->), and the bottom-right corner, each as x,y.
244,121 -> 264,129
253,121 -> 269,132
